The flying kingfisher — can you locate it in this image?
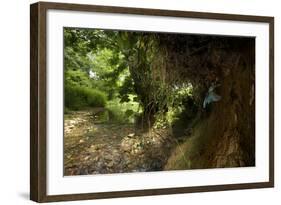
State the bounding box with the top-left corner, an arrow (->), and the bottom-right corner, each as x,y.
203,83 -> 221,109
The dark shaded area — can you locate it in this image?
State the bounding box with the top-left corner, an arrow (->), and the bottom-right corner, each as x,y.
163,35 -> 255,168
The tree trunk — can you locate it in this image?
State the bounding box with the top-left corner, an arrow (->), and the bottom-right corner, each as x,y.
164,37 -> 255,169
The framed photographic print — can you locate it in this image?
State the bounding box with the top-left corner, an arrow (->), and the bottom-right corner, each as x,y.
30,1 -> 274,202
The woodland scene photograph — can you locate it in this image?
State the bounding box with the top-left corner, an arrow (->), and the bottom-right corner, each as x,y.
63,27 -> 255,176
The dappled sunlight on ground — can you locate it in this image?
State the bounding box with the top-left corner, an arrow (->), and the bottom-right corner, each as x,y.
64,110 -> 175,175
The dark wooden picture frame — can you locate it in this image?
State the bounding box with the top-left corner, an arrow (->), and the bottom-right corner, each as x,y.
30,1 -> 274,202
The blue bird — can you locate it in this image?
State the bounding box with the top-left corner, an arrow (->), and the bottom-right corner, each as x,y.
203,84 -> 221,109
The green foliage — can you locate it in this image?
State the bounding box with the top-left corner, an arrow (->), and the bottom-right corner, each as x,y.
89,48 -> 129,100
86,89 -> 107,107
106,96 -> 140,123
64,28 -> 133,103
153,116 -> 169,129
153,83 -> 197,132
118,76 -> 135,103
63,27 -> 199,132
65,86 -> 107,110
65,69 -> 92,88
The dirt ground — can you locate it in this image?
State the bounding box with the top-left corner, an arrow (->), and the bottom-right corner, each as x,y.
64,109 -> 175,175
